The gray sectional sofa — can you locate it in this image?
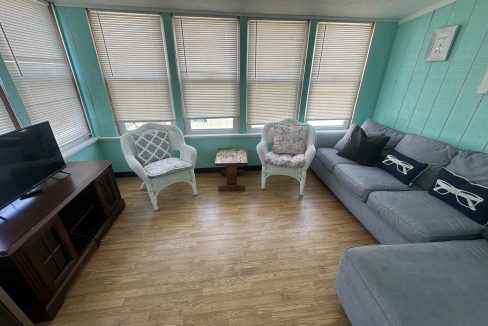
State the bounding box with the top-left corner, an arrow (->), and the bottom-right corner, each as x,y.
311,119 -> 488,326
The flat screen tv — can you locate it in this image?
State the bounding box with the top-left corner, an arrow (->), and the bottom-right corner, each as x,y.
0,122 -> 66,210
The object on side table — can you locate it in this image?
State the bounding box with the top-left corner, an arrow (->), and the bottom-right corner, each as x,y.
215,148 -> 248,192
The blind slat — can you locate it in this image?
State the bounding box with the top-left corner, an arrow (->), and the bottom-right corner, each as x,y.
307,22 -> 372,121
247,19 -> 308,125
0,0 -> 89,146
89,10 -> 174,123
173,16 -> 238,119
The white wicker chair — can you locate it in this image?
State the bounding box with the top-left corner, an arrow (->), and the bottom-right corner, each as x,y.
120,123 -> 198,211
256,119 -> 316,196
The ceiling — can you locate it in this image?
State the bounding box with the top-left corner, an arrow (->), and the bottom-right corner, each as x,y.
54,0 -> 446,20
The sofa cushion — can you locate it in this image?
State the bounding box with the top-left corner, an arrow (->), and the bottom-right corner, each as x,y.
447,150 -> 488,186
394,134 -> 458,189
367,191 -> 483,242
333,165 -> 412,202
338,239 -> 488,326
315,148 -> 358,172
429,168 -> 488,225
361,119 -> 405,155
334,123 -> 357,151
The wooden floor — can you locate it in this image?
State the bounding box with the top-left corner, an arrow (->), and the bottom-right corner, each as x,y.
49,170 -> 376,325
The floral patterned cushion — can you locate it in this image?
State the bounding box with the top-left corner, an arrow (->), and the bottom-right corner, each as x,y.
265,152 -> 306,168
143,157 -> 192,177
272,124 -> 308,155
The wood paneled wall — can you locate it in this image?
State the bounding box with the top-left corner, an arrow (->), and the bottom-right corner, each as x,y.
373,0 -> 488,152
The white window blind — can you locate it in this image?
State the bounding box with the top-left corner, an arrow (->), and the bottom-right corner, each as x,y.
247,19 -> 308,125
173,16 -> 238,119
89,10 -> 174,123
0,99 -> 14,134
306,22 -> 372,121
0,0 -> 89,147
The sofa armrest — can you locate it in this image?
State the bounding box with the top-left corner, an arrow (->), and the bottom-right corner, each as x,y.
315,130 -> 347,149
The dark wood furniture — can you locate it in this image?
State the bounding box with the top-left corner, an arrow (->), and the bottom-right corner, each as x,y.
215,148 -> 248,192
0,161 -> 125,322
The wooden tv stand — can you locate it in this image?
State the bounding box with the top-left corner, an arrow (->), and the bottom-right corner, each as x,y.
0,161 -> 125,322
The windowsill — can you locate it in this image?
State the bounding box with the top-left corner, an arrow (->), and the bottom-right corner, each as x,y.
98,133 -> 262,141
62,137 -> 99,159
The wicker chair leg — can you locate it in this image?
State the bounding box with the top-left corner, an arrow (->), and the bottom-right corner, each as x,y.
261,169 -> 267,190
191,173 -> 198,196
148,191 -> 159,211
140,182 -> 146,190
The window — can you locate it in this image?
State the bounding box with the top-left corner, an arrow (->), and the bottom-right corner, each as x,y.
173,16 -> 238,132
306,22 -> 373,127
89,10 -> 174,130
0,0 -> 90,147
247,19 -> 308,126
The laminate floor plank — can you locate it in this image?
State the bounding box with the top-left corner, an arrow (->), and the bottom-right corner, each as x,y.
49,171 -> 376,326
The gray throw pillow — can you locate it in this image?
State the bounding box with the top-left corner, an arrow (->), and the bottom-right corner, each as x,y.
132,130 -> 171,166
446,150 -> 488,187
334,124 -> 357,150
361,119 -> 405,156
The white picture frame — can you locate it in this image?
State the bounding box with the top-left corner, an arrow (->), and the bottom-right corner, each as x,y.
425,25 -> 459,62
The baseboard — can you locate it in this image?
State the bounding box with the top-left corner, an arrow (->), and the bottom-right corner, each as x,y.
114,165 -> 262,178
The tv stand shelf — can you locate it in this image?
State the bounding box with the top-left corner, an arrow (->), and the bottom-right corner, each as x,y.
0,161 -> 125,322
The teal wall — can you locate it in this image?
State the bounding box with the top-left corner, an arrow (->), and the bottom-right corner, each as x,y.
373,0 -> 488,152
65,141 -> 104,162
0,4 -> 396,171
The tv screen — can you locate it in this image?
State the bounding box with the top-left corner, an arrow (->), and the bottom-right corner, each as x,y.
0,122 -> 66,210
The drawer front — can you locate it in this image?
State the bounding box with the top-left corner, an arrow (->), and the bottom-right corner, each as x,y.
94,166 -> 121,217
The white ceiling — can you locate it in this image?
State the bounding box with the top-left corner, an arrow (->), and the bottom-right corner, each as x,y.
53,0 -> 447,21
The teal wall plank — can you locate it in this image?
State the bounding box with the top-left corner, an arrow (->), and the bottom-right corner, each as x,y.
373,21 -> 414,122
373,0 -> 487,153
239,16 -> 248,132
394,4 -> 453,131
0,53 -> 30,126
53,5 -> 118,137
298,19 -> 318,123
353,22 -> 397,125
65,141 -> 104,162
161,12 -> 185,132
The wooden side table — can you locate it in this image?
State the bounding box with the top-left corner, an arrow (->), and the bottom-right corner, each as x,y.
215,148 -> 248,192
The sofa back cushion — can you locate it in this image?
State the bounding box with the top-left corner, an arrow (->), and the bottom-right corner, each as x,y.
446,151 -> 488,187
361,119 -> 405,155
394,134 -> 458,189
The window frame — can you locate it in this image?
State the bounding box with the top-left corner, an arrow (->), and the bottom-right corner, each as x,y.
245,17 -> 309,128
172,14 -> 240,134
0,83 -> 20,131
87,9 -> 176,135
305,21 -> 374,130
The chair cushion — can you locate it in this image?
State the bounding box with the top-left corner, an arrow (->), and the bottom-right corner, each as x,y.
394,133 -> 458,190
132,130 -> 171,166
144,157 -> 192,177
339,239 -> 488,326
367,191 -> 483,242
265,152 -> 306,168
272,124 -> 308,155
334,164 -> 412,202
361,119 -> 406,156
447,150 -> 488,186
315,148 -> 358,172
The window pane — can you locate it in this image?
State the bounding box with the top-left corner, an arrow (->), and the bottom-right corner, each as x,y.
247,19 -> 308,125
307,119 -> 349,128
0,0 -> 89,146
121,121 -> 171,131
189,118 -> 233,130
173,16 -> 238,120
89,11 -> 174,125
306,22 -> 372,121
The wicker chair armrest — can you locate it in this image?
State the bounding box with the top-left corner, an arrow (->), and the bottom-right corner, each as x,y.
124,155 -> 149,181
303,144 -> 317,170
256,141 -> 268,164
180,144 -> 197,167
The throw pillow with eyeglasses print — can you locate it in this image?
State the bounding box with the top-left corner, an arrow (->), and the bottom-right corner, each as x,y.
378,149 -> 429,185
429,168 -> 488,225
